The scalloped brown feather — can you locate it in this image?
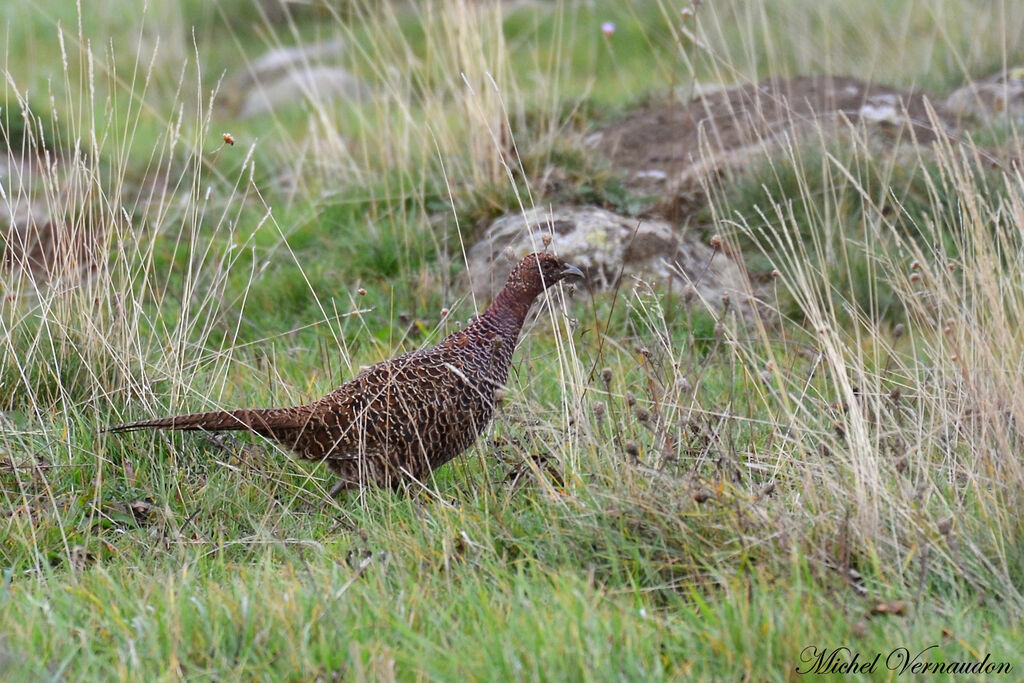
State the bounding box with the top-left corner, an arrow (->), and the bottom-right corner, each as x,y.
109,253 -> 582,492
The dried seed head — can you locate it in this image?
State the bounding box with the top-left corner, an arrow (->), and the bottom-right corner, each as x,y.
592,401 -> 605,417
909,273 -> 921,283
937,518 -> 952,535
889,387 -> 902,401
681,7 -> 694,19
541,233 -> 552,247
709,234 -> 723,249
440,308 -> 450,318
910,260 -> 920,271
759,369 -> 773,385
634,404 -> 650,422
682,285 -> 696,303
676,376 -> 692,394
493,388 -> 506,403
946,263 -> 956,272
893,323 -> 905,339
771,268 -> 781,279
721,294 -> 731,311
600,367 -> 613,385
357,288 -> 367,296
624,440 -> 639,458
626,391 -> 636,408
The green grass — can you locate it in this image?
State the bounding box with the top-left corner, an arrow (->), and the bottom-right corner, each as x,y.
3,0 -> 1024,678
3,533 -> 1020,679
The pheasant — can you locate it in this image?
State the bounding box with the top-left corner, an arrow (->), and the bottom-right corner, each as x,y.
110,252 -> 584,493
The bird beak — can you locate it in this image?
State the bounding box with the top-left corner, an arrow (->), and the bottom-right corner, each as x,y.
560,263 -> 585,280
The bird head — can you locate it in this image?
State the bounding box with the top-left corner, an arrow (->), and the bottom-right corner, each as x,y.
507,252 -> 585,300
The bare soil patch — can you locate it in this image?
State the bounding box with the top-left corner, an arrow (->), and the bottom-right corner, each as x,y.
589,75 -> 952,209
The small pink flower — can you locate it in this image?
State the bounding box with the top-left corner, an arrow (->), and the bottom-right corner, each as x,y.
601,21 -> 615,37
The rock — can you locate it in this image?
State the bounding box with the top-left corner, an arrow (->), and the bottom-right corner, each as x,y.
240,65 -> 370,118
234,38 -> 371,117
944,67 -> 1024,124
248,38 -> 348,78
468,206 -> 756,317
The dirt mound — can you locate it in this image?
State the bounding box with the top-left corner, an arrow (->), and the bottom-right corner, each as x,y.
945,66 -> 1024,123
590,76 -> 950,203
0,152 -> 104,284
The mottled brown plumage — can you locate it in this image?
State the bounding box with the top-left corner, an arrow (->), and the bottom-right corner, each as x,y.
110,253 -> 583,493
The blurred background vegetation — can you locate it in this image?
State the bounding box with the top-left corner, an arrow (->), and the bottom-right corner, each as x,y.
2,0 -> 1023,678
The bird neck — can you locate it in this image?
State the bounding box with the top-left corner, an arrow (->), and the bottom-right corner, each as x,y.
482,286 -> 538,340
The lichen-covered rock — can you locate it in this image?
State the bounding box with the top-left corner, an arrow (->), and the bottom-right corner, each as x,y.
468,206 -> 756,317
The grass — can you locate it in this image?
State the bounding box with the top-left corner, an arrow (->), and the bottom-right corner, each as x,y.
3,0 -> 1024,679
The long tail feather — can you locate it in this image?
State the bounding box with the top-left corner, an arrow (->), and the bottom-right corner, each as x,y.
107,408 -> 305,435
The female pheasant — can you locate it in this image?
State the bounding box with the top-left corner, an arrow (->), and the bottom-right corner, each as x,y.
110,253 -> 583,493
